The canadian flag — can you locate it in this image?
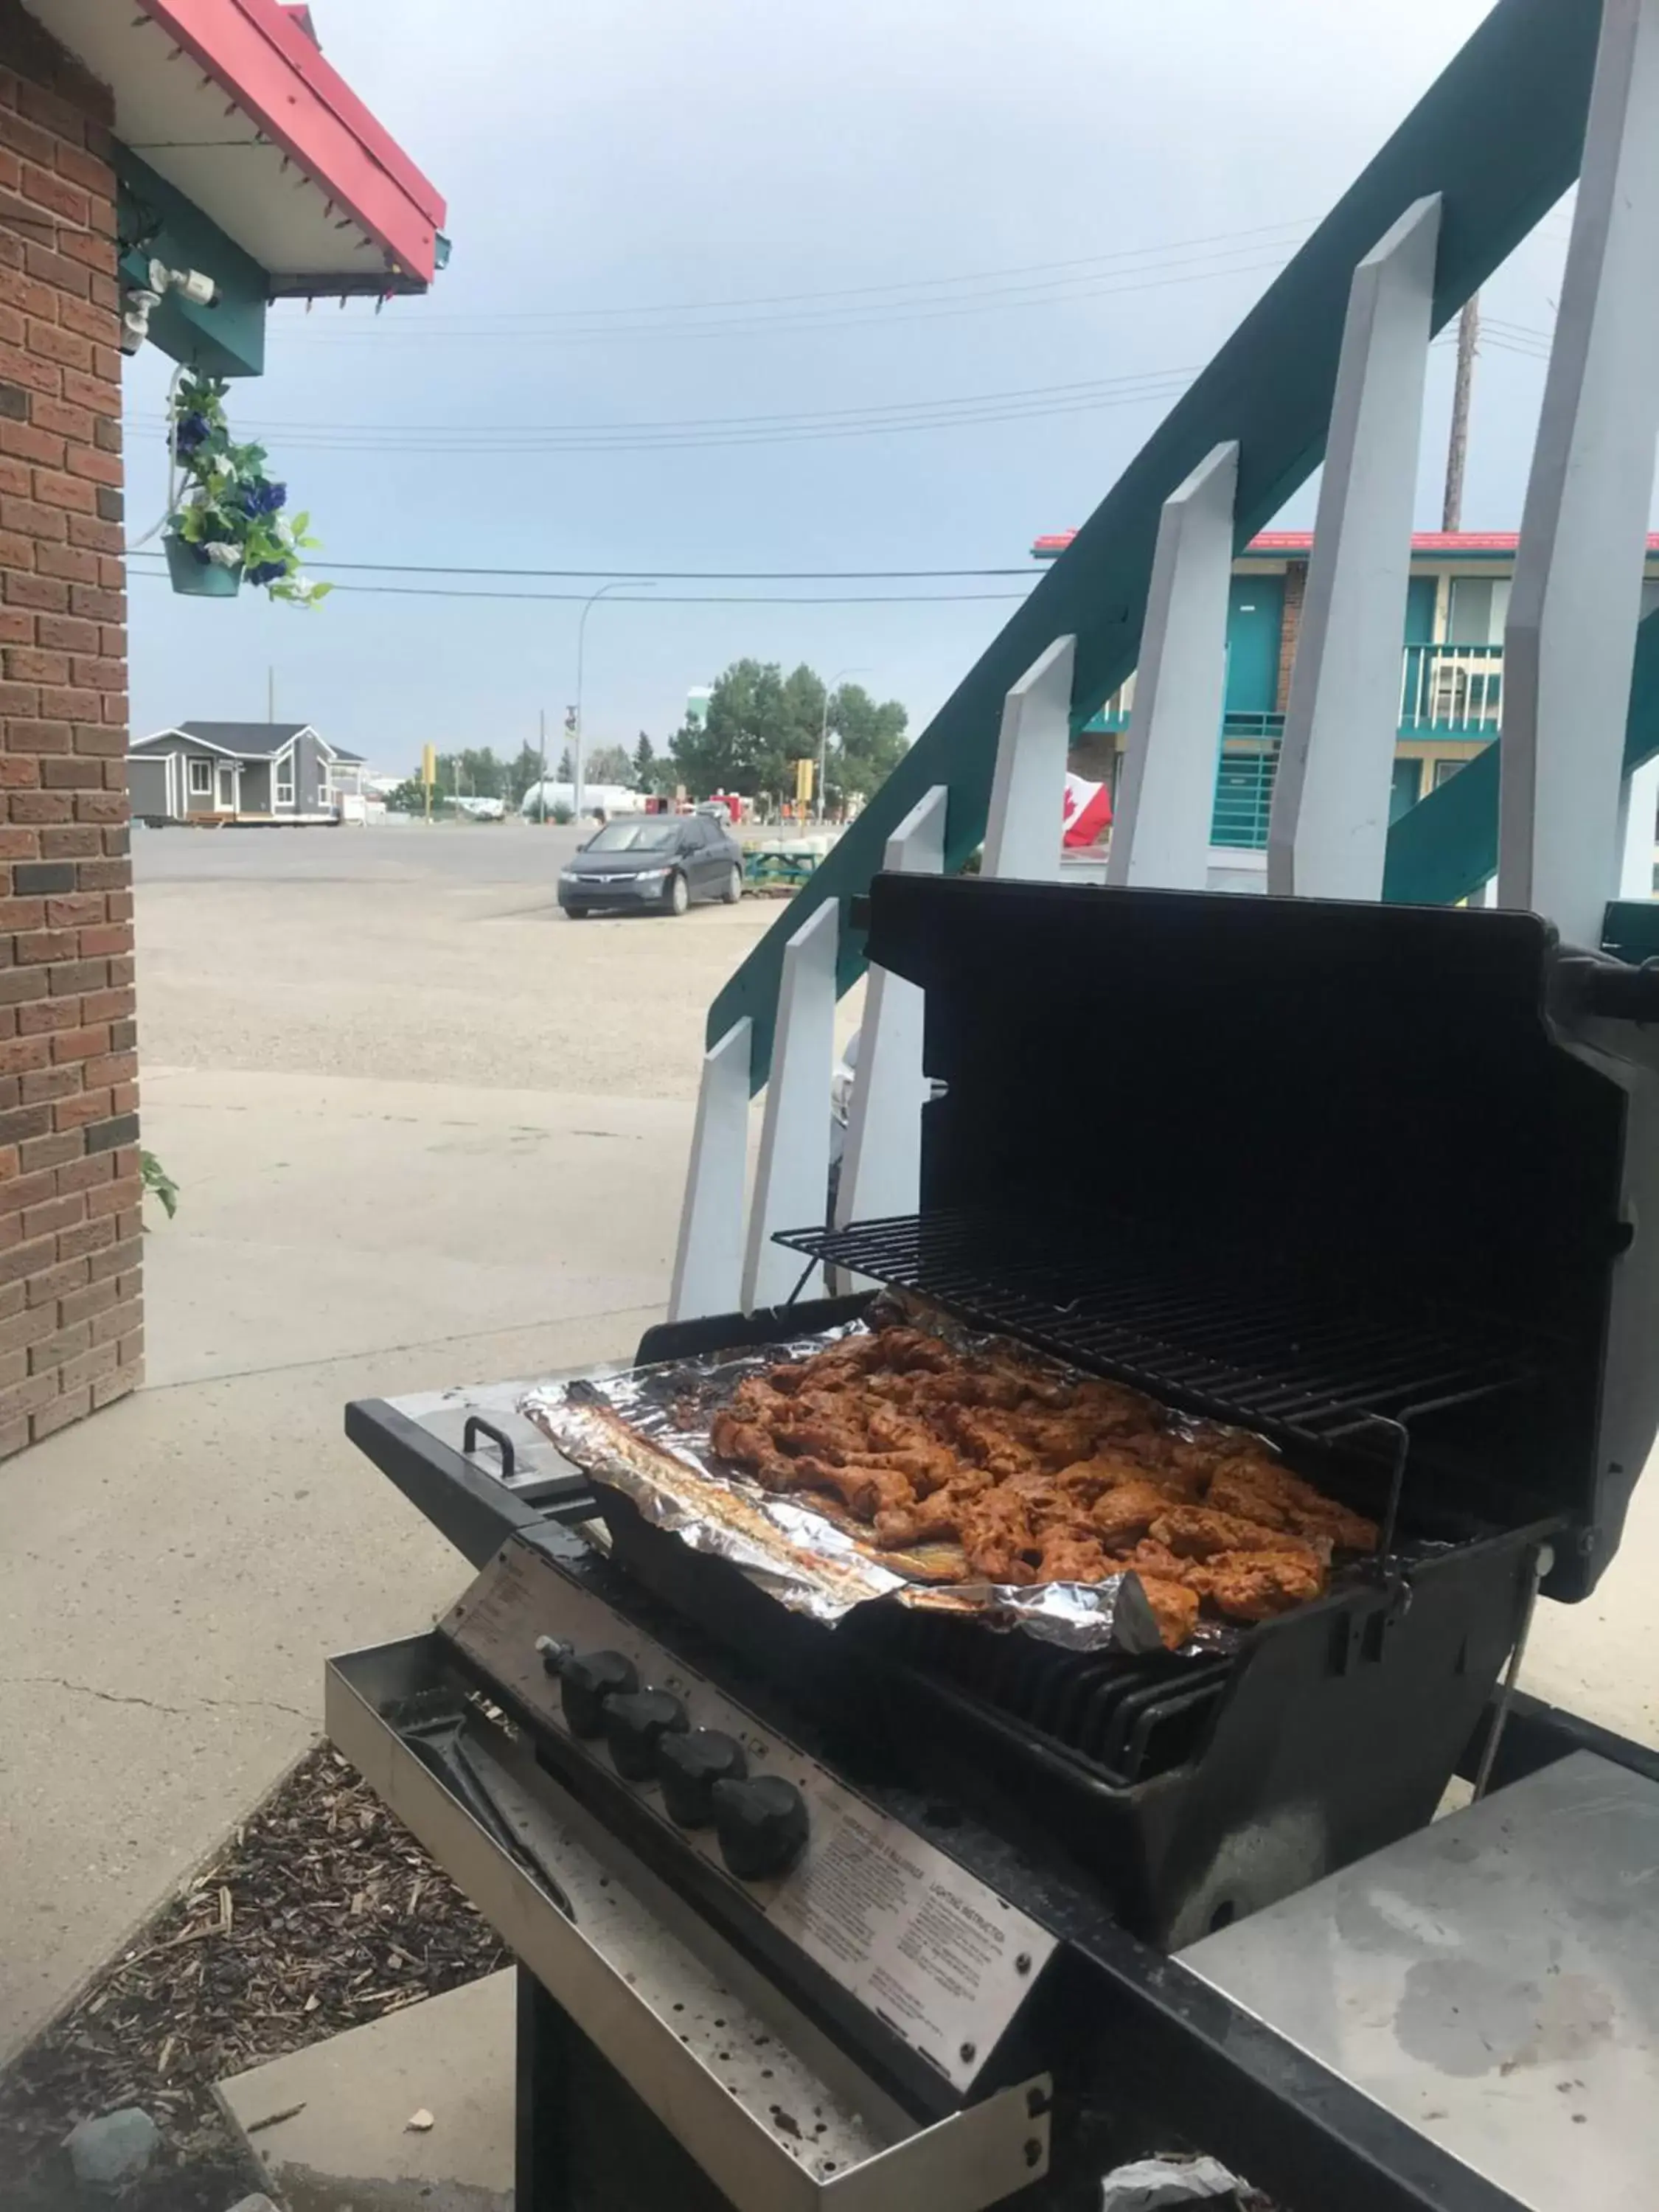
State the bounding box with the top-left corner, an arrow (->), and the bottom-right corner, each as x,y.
1062,771 -> 1113,849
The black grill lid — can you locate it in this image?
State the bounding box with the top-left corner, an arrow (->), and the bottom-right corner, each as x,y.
808,876 -> 1632,1596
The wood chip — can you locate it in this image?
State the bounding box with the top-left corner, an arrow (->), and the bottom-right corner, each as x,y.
406,2108 -> 434,2132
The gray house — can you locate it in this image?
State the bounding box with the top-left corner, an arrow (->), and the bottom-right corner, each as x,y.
126,722 -> 364,824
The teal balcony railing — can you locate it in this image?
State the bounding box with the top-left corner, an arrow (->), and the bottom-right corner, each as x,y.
1211,718 -> 1284,848
1399,641 -> 1503,731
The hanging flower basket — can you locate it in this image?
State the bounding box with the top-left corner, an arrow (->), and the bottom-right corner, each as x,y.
164,532 -> 242,598
164,371 -> 330,608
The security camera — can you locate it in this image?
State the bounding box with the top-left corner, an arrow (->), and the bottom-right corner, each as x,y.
119,287 -> 159,356
147,259 -> 220,309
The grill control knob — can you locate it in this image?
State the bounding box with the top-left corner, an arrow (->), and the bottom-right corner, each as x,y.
712,1775 -> 809,1880
657,1729 -> 748,1827
602,1688 -> 689,1781
559,1649 -> 639,1739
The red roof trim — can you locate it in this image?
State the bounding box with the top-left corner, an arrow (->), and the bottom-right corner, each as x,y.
137,0 -> 445,283
1033,528 -> 1659,557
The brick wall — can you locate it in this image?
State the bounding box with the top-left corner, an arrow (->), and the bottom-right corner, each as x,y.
0,2 -> 141,1456
1275,560 -> 1307,712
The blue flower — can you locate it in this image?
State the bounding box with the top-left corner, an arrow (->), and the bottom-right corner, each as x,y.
174,411 -> 210,456
248,559 -> 288,588
264,481 -> 287,513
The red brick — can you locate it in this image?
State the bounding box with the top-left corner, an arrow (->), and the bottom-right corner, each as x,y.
16,160 -> 86,228
69,653 -> 122,691
9,790 -> 71,821
60,372 -> 116,420
24,1251 -> 87,1306
57,295 -> 114,349
13,927 -> 75,963
54,140 -> 110,197
56,1271 -> 113,1324
32,611 -> 92,653
77,985 -> 129,1021
0,1297 -> 62,1355
3,644 -> 65,683
55,1337 -> 114,1391
0,451 -> 27,498
86,1231 -> 135,1283
20,1062 -> 78,1102
72,858 -> 122,888
32,540 -> 94,582
38,824 -> 94,857
83,1050 -> 133,1088
49,1021 -> 105,1060
0,894 -> 44,925
29,464 -> 94,514
37,709 -> 100,744
70,790 -> 122,821
0,1036 -> 49,1079
63,441 -> 119,487
45,956 -> 101,992
83,1166 -> 135,1215
0,265 -> 53,323
88,1290 -> 135,1343
19,1127 -> 78,1171
0,109 -> 58,175
21,1189 -> 81,1242
67,582 -> 119,622
0,1141 -> 16,1180
44,894 -> 101,930
55,1152 -> 109,1196
0,755 -> 38,788
0,341 -> 57,398
15,80 -> 90,147
63,510 -> 119,553
29,1382 -> 91,1439
0,1162 -> 53,1217
90,1363 -> 136,1411
0,604 -> 29,642
5,716 -> 66,751
0,415 -> 61,467
0,492 -> 63,538
0,525 -> 35,567
0,968 -> 44,1005
0,678 -> 36,714
0,1365 -> 61,1420
3,568 -> 66,609
77,922 -> 128,956
53,1085 -> 110,1132
18,999 -> 77,1036
29,392 -> 88,444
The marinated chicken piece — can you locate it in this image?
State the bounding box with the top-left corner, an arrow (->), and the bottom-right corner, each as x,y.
959,1490 -> 1043,1584
1207,1462 -> 1377,1552
1054,1445 -> 1172,1500
788,1457 -> 918,1522
1127,1573 -> 1202,1650
1148,1503 -> 1319,1564
864,1404 -> 959,1491
1091,1478 -> 1183,1551
1186,1548 -> 1326,1621
1113,1536 -> 1189,1581
938,1405 -> 1047,1481
1035,1527 -> 1113,1583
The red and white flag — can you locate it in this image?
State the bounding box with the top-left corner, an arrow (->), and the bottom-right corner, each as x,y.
1062,771 -> 1113,849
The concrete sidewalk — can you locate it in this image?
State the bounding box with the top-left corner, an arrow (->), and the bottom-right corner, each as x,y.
0,1065 -> 691,2063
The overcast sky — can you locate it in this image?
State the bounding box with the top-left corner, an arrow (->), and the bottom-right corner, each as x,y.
123,0 -> 1575,773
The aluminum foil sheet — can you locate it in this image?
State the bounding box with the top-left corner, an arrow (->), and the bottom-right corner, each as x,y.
519,1307 -> 1268,1657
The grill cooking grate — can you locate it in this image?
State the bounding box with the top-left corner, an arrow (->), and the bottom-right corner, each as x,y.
775,1208 -> 1542,1450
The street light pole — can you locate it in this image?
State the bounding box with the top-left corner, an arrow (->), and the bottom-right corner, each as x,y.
574,579 -> 654,823
817,665 -> 867,824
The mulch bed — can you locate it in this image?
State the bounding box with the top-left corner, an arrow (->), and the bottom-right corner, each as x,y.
0,1744 -> 509,2212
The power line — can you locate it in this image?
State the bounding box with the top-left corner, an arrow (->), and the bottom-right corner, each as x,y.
126,553 -> 1039,580
122,373 -> 1195,457
274,249 -> 1298,347
125,563 -> 1037,606
275,216 -> 1315,330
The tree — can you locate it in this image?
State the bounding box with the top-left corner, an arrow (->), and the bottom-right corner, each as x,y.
826,683 -> 908,804
633,731 -> 655,784
557,745 -> 574,782
507,744 -> 544,806
669,658 -> 825,801
585,742 -> 635,787
436,747 -> 507,799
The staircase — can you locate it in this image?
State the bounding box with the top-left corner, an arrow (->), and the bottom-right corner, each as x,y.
672,0 -> 1659,1323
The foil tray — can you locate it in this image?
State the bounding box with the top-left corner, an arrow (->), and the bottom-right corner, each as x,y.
520,1308 -> 1264,1658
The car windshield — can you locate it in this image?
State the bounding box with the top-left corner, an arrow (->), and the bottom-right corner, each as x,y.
583,820 -> 681,853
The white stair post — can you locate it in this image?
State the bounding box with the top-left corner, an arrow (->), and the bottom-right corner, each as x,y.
836,785 -> 947,1234
1106,442 -> 1238,890
981,635 -> 1077,881
667,1019 -> 752,1324
1267,196 -> 1442,900
741,900 -> 838,1312
1498,0 -> 1659,942
1618,754 -> 1659,899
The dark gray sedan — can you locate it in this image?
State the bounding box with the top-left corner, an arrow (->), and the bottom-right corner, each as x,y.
557,813 -> 745,918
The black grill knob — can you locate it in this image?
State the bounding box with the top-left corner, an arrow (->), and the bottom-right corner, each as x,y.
602,1688 -> 689,1781
712,1775 -> 809,1880
559,1649 -> 639,1739
657,1729 -> 748,1827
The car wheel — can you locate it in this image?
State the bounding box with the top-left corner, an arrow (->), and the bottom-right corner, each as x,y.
722,863 -> 743,904
664,871 -> 689,917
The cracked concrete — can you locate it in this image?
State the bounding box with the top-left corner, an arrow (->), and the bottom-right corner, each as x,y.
1,1675 -> 314,1722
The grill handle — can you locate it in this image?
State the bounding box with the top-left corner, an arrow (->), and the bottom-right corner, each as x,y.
462,1414 -> 516,1480
1565,955 -> 1659,1024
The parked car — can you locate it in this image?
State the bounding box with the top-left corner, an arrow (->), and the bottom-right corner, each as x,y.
558,813 -> 745,918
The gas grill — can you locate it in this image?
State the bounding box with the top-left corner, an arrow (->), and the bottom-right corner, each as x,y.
330,876 -> 1659,2212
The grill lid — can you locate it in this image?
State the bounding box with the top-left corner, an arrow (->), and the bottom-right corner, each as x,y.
804,876 -> 1643,1596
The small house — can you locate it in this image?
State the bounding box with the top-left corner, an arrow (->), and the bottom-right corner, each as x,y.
127,723 -> 365,824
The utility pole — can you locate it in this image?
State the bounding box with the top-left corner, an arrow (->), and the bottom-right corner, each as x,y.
1442,293 -> 1479,532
